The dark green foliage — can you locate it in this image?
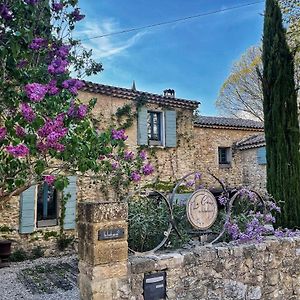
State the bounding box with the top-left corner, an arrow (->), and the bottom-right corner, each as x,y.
9,248 -> 28,262
31,246 -> 44,259
56,234 -> 74,251
262,0 -> 300,227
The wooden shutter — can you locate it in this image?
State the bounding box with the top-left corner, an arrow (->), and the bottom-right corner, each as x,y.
165,110 -> 177,147
19,185 -> 36,234
137,107 -> 148,145
257,147 -> 267,165
63,176 -> 77,230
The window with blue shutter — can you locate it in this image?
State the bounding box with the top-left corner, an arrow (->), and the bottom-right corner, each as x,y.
165,110 -> 177,147
63,176 -> 77,230
19,186 -> 36,234
137,107 -> 148,145
257,147 -> 267,165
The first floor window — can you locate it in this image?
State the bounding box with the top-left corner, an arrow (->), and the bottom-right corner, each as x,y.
218,147 -> 231,166
37,183 -> 58,227
147,111 -> 163,145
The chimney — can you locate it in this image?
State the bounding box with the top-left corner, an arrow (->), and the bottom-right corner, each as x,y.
163,89 -> 175,98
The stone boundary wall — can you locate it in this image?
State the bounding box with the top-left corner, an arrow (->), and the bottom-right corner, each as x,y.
128,237 -> 300,300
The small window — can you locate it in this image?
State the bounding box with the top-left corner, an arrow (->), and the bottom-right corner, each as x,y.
37,183 -> 58,227
147,111 -> 163,145
218,147 -> 231,166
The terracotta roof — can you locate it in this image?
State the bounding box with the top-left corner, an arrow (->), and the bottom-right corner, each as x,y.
81,81 -> 199,110
235,134 -> 266,150
194,116 -> 264,131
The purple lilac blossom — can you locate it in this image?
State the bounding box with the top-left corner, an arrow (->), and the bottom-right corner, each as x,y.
225,221 -> 240,240
142,163 -> 154,176
56,45 -> 70,58
0,4 -> 13,20
139,150 -> 147,160
131,171 -> 141,182
47,80 -> 59,95
77,105 -> 88,119
71,8 -> 85,21
111,129 -> 128,140
21,103 -> 36,123
0,127 -> 7,140
44,175 -> 55,185
267,201 -> 281,213
15,126 -> 26,137
112,162 -> 119,170
62,79 -> 85,95
124,151 -> 134,161
185,180 -> 195,187
25,83 -> 48,102
6,144 -> 29,157
48,58 -> 68,74
29,37 -> 46,50
264,213 -> 276,223
52,2 -> 64,12
194,172 -> 201,180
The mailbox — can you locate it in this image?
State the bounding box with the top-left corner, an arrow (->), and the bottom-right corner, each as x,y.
143,272 -> 166,300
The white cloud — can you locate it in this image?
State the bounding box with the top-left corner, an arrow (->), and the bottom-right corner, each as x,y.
75,19 -> 146,59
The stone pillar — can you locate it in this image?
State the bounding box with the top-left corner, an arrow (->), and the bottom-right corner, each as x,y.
77,201 -> 129,300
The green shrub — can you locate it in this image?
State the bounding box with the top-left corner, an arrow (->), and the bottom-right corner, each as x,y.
56,234 -> 74,251
43,231 -> 58,241
9,248 -> 28,262
0,225 -> 13,233
31,246 -> 44,259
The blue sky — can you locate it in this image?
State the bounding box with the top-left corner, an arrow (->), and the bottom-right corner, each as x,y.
75,0 -> 265,116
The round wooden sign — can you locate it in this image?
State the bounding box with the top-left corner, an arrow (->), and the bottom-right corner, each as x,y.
186,189 -> 218,230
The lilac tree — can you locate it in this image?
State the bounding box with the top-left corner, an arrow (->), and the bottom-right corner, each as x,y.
0,0 -> 153,206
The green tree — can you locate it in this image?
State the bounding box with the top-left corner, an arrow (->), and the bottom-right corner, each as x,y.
262,0 -> 300,228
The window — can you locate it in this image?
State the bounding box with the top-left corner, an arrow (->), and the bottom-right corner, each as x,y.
37,183 -> 58,227
147,111 -> 163,145
218,147 -> 231,166
257,147 -> 267,165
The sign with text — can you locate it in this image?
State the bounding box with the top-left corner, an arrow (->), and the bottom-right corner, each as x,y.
186,189 -> 218,230
98,228 -> 125,241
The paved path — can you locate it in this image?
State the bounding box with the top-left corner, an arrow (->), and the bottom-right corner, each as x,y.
0,255 -> 79,300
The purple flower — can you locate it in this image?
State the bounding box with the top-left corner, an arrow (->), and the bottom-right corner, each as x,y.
185,180 -> 195,187
77,104 -> 88,119
131,171 -> 141,182
112,162 -> 119,170
142,163 -> 154,176
0,4 -> 13,20
264,213 -> 276,224
0,127 -> 7,140
267,201 -> 281,213
44,175 -> 55,185
52,2 -> 64,12
21,103 -> 36,123
225,221 -> 240,240
15,126 -> 26,137
48,58 -> 68,74
17,59 -> 28,69
29,37 -> 46,51
56,45 -> 70,58
218,195 -> 228,206
25,83 -> 48,102
124,150 -> 134,161
112,129 -> 128,140
139,150 -> 147,160
194,172 -> 202,180
62,79 -> 84,95
47,80 -> 59,95
70,8 -> 85,21
6,144 -> 29,157
25,0 -> 39,4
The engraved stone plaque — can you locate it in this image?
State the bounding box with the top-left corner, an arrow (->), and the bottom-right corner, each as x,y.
98,228 -> 125,241
186,189 -> 218,230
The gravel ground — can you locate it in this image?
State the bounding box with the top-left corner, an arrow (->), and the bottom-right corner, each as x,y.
0,255 -> 79,300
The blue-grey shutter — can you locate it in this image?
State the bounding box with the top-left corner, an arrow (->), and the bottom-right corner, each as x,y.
63,176 -> 77,230
19,185 -> 36,234
165,110 -> 177,147
137,107 -> 148,145
257,147 -> 267,165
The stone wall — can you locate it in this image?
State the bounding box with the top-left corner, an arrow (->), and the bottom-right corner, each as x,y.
193,126 -> 264,189
128,237 -> 300,300
236,148 -> 267,193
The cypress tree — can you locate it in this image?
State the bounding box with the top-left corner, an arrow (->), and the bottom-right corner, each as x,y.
262,0 -> 300,228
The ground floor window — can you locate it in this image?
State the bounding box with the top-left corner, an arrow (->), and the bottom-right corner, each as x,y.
218,147 -> 231,166
37,183 -> 58,227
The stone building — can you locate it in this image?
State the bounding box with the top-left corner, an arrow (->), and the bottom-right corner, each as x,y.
0,82 -> 266,253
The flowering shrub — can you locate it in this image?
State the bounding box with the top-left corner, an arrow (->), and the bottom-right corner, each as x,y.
0,0 -> 153,204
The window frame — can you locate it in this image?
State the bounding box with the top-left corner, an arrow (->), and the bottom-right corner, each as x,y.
218,147 -> 232,167
147,110 -> 165,146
